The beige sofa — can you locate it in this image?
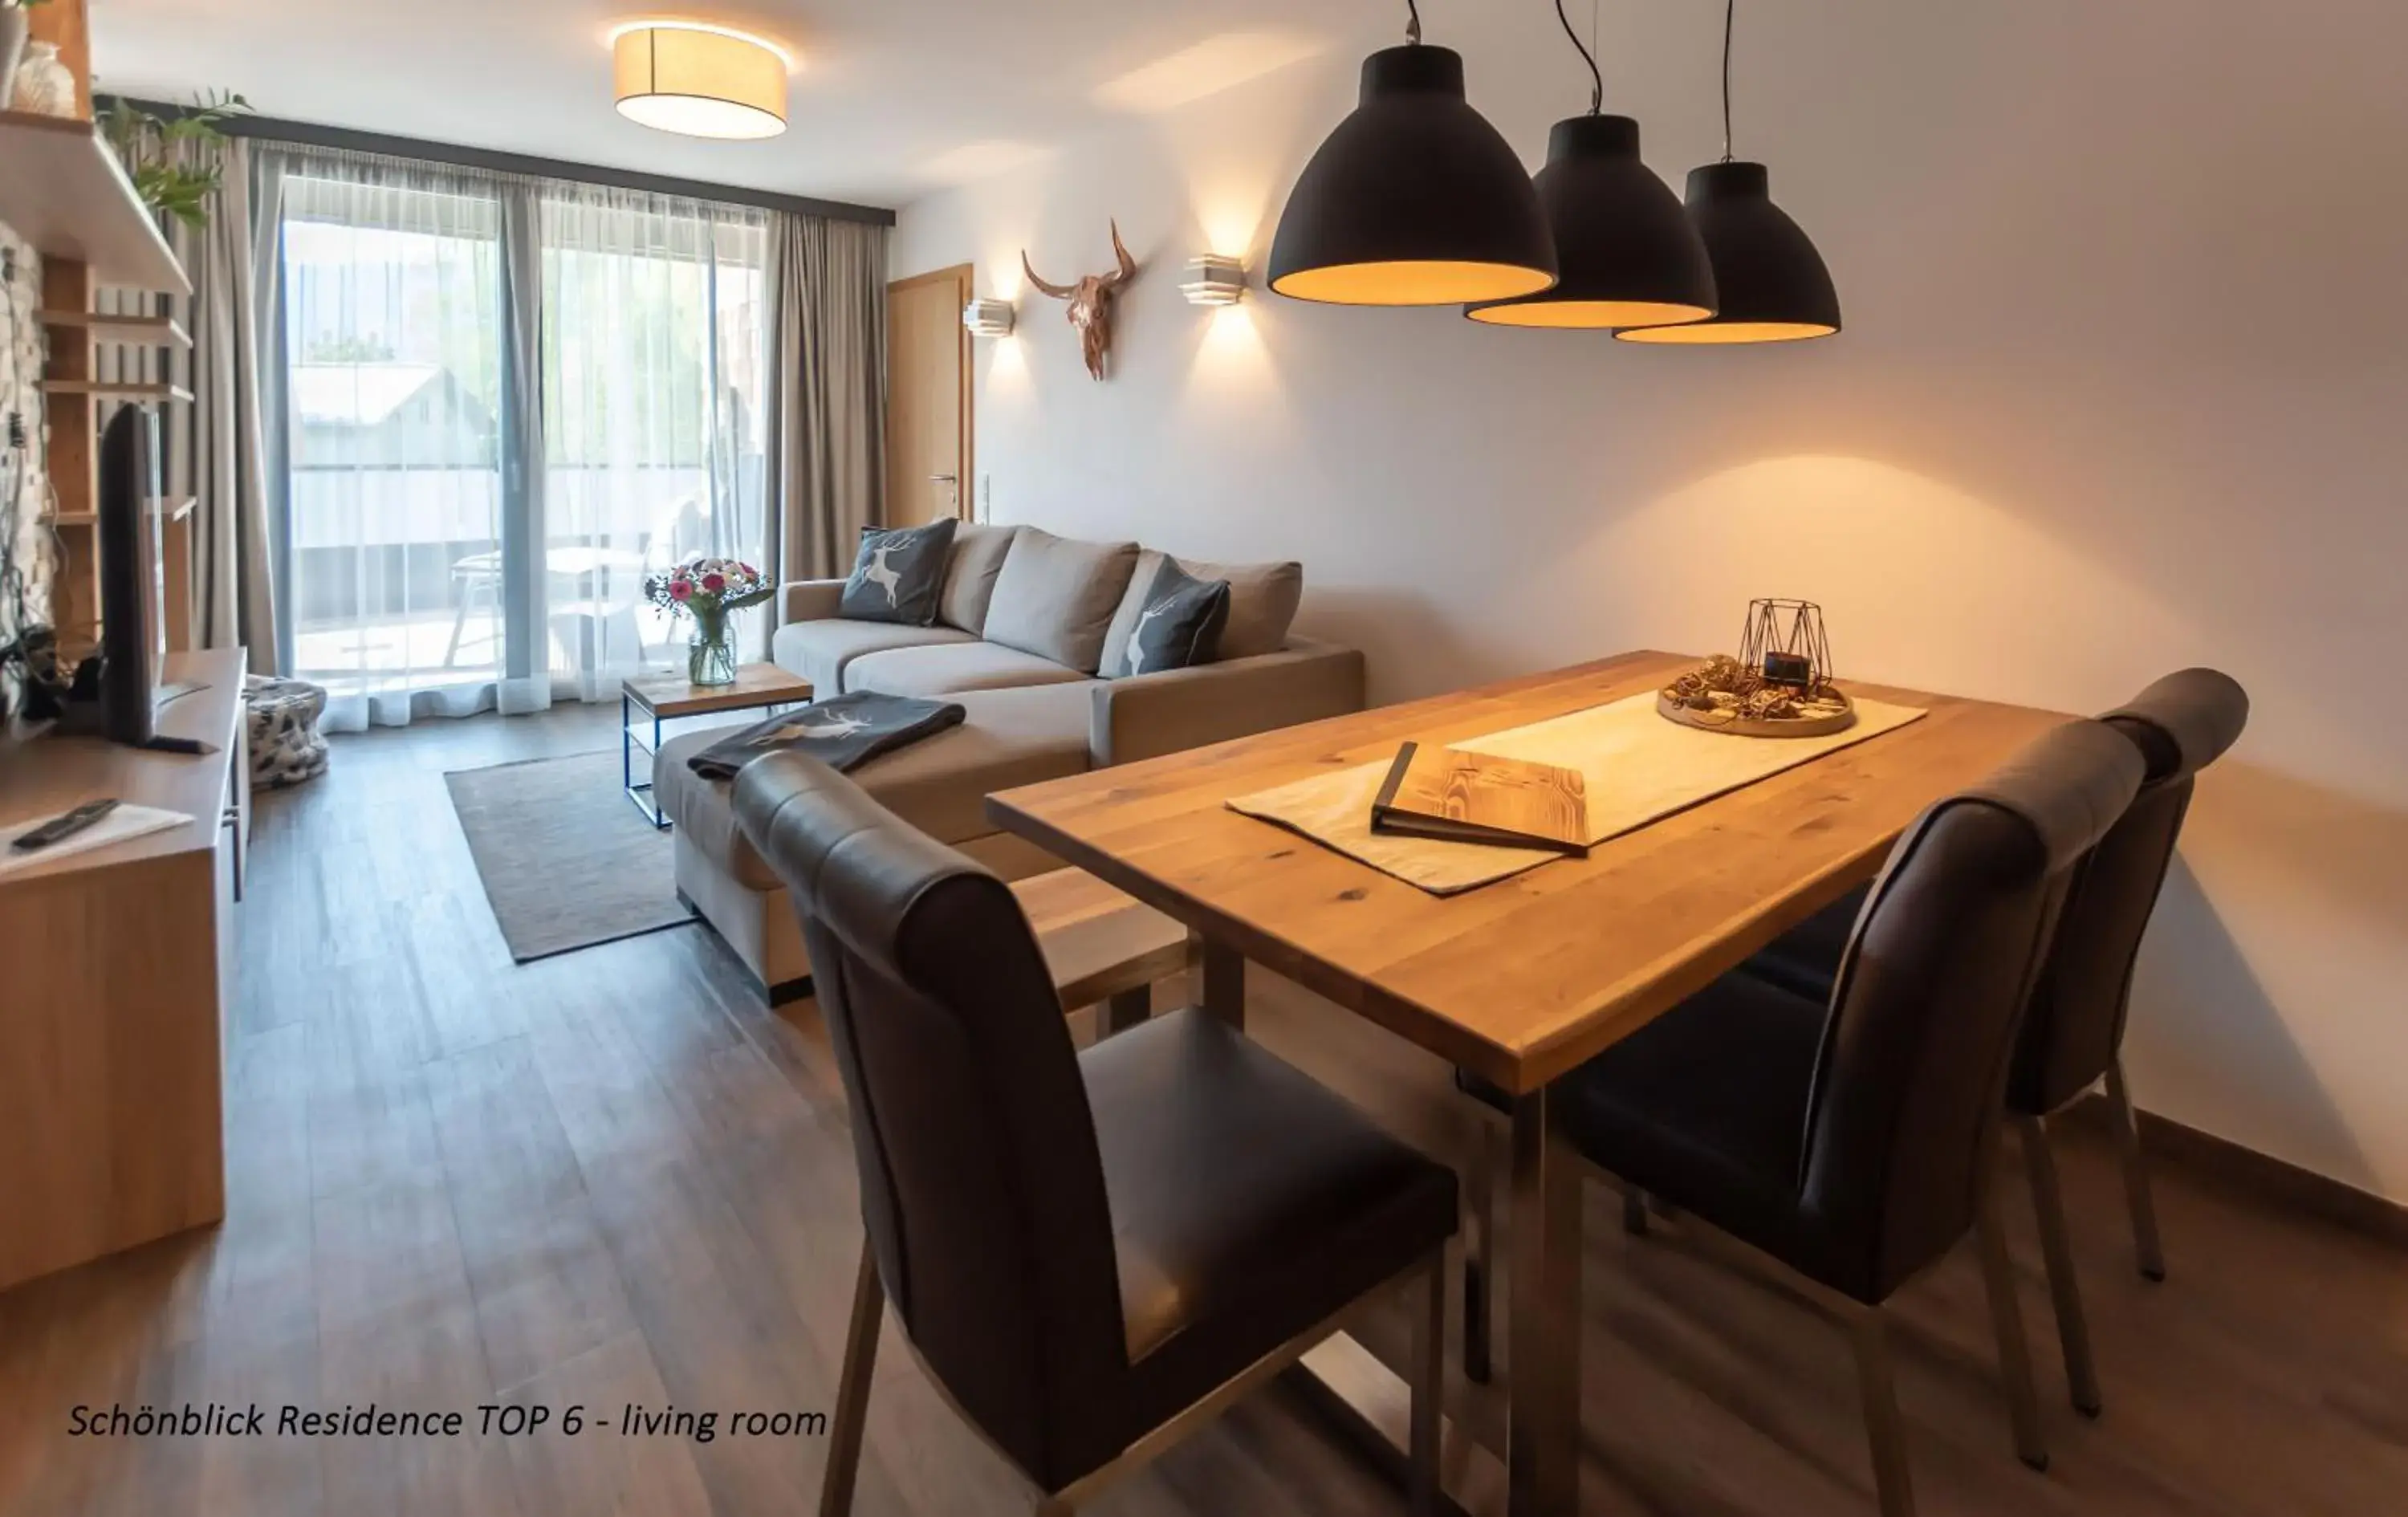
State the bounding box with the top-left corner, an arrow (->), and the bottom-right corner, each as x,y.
656,523 -> 1365,997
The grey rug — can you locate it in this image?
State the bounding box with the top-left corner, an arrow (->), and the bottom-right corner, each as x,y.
445,749 -> 695,962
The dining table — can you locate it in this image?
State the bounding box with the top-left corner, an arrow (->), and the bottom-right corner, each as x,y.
985,649 -> 2068,1517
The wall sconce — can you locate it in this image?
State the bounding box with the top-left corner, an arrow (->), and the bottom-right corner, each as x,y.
1180,255 -> 1247,307
963,298 -> 1017,337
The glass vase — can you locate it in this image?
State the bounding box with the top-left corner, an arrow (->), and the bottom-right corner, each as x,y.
687,623 -> 738,687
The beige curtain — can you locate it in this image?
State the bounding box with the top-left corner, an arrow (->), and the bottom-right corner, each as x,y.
171,136 -> 279,672
763,214 -> 886,592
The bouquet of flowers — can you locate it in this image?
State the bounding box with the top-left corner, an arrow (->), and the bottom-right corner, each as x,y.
644,556 -> 777,685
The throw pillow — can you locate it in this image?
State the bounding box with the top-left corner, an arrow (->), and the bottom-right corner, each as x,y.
1113,559 -> 1230,678
1098,552 -> 1303,671
981,527 -> 1140,673
937,522 -> 1019,634
840,519 -> 958,626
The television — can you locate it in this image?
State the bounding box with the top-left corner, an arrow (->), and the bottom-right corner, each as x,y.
95,405 -> 166,746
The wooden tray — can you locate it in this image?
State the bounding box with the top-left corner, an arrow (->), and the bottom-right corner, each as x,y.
1656,688 -> 1858,738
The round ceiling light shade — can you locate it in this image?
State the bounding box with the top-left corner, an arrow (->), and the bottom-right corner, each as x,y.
1267,45 -> 1557,307
1617,163 -> 1839,344
1466,115 -> 1716,330
612,23 -> 790,140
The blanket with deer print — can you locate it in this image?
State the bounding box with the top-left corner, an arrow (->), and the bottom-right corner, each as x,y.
685,692 -> 968,781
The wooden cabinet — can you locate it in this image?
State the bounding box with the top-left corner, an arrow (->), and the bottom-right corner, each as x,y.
0,648 -> 246,1290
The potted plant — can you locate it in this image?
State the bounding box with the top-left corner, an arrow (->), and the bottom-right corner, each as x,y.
2,1 -> 53,113
99,89 -> 251,230
643,557 -> 775,687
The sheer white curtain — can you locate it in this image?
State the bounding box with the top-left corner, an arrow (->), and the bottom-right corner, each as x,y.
274,155 -> 509,730
537,185 -> 771,697
263,149 -> 773,728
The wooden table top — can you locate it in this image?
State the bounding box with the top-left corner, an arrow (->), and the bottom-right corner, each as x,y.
623,663 -> 813,719
987,651 -> 2070,1094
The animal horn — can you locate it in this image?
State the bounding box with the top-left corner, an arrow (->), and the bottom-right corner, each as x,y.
1105,220 -> 1137,287
1021,252 -> 1076,301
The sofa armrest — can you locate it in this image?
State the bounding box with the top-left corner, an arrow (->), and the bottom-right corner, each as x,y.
781,579 -> 848,624
1089,637 -> 1367,767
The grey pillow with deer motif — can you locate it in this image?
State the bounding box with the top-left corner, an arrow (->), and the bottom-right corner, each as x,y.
840,519 -> 958,626
1109,559 -> 1230,679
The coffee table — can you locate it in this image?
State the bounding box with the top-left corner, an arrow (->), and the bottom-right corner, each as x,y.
623,664 -> 815,828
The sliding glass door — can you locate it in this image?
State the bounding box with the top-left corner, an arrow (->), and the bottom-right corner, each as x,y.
267,149 -> 769,729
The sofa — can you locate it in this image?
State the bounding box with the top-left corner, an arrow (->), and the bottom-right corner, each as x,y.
656,523 -> 1365,996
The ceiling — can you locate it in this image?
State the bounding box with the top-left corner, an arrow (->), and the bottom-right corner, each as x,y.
91,0 -> 1397,211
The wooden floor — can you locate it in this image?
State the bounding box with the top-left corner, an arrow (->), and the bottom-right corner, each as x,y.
2,702 -> 2402,1517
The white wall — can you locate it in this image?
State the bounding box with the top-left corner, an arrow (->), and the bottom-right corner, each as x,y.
893,2 -> 2408,1202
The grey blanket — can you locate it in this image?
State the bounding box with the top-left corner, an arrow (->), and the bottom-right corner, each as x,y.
685,691 -> 966,781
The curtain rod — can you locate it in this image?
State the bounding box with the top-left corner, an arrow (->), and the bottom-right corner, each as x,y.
105,97 -> 898,227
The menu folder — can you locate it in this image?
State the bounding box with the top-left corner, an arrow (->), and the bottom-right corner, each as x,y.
1369,742 -> 1591,856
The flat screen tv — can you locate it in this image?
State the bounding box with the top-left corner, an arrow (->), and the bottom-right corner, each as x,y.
95,405 -> 165,746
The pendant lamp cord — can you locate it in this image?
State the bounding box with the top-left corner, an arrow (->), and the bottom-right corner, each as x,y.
1405,0 -> 1422,45
1720,0 -> 1737,161
1555,0 -> 1604,114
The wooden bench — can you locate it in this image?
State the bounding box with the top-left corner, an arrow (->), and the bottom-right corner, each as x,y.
1011,868 -> 1194,1036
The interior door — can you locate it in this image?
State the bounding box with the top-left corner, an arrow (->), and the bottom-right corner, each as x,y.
885,264 -> 972,529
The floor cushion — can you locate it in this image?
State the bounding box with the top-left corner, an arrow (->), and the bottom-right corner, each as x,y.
244,676 -> 331,789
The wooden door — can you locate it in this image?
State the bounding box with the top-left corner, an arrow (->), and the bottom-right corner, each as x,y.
885,265 -> 972,529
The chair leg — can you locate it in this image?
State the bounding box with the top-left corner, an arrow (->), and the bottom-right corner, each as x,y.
1461,1114 -> 1496,1385
1972,1181 -> 2051,1472
1409,1252 -> 1446,1517
820,1242 -> 885,1517
2017,1115 -> 2103,1417
2106,1059 -> 2168,1282
1847,1308 -> 1918,1517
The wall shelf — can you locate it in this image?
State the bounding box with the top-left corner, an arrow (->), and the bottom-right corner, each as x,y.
38,309 -> 192,348
0,109 -> 189,295
41,379 -> 193,403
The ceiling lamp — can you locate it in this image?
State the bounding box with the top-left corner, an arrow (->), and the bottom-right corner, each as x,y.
1618,1 -> 1838,344
1267,2 -> 1556,306
612,22 -> 791,140
1466,2 -> 1714,331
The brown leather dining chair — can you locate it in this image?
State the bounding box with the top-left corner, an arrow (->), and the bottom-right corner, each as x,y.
732,751 -> 1460,1517
1743,669 -> 2250,1417
1458,719 -> 2146,1517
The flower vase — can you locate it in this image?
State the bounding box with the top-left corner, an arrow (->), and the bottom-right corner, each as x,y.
10,39 -> 76,117
687,622 -> 738,687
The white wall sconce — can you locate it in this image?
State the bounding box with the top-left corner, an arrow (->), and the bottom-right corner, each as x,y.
1180,255 -> 1247,307
963,298 -> 1017,337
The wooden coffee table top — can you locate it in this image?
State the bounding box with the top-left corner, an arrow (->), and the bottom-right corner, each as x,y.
624,664 -> 813,720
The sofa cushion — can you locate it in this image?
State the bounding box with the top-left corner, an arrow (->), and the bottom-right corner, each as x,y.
1102,552 -> 1303,672
982,527 -> 1140,674
656,681 -> 1099,888
840,519 -> 958,624
1113,559 -> 1230,679
771,618 -> 976,695
844,640 -> 1091,697
938,523 -> 1020,635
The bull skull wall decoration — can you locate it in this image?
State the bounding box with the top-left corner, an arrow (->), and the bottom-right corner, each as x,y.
1022,221 -> 1139,380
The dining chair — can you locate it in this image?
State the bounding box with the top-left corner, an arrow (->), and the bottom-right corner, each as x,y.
731,752 -> 1460,1517
1743,669 -> 2248,1417
1458,719 -> 2145,1517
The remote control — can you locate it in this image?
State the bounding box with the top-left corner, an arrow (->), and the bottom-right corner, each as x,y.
10,799 -> 122,852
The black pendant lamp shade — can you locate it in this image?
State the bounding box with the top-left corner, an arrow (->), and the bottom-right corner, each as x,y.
1267,44 -> 1557,307
1616,162 -> 1839,343
1465,115 -> 1716,329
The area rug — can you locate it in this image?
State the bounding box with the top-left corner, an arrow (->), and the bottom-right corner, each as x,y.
445,749 -> 694,962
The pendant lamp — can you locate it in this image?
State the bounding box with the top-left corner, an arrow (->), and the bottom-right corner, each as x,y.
1618,1 -> 1838,344
1267,2 -> 1556,306
1466,2 -> 1715,330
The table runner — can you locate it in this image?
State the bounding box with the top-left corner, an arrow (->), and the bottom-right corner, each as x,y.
1226,691 -> 1928,895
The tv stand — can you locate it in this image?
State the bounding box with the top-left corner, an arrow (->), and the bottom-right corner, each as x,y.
0,646 -> 246,1289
